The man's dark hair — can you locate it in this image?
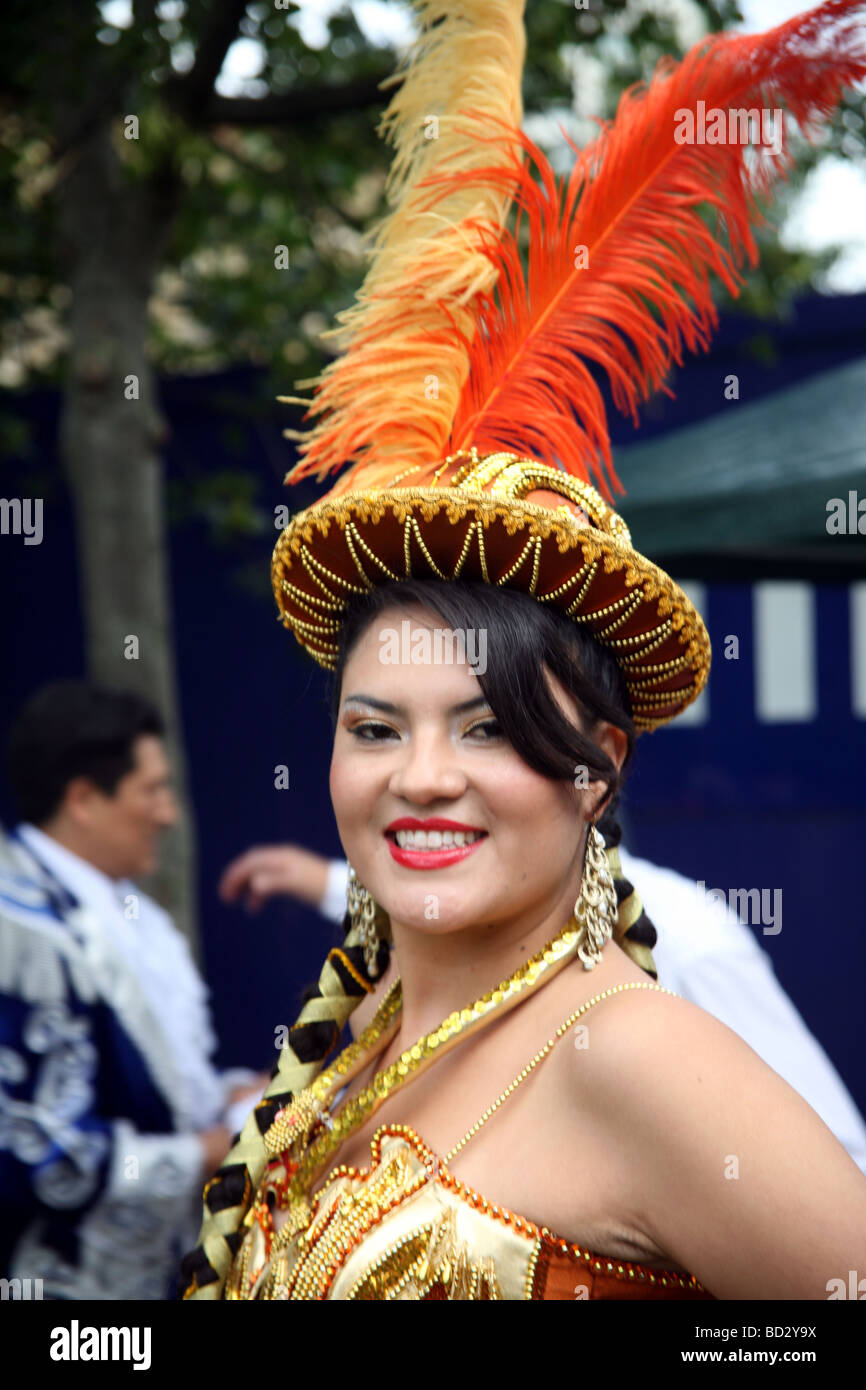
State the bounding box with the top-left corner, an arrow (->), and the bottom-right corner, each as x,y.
5,680 -> 164,825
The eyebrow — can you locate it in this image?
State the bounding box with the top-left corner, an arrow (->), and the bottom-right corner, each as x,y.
342,694 -> 491,715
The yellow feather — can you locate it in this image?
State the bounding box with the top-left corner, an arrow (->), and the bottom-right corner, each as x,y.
280,0 -> 526,494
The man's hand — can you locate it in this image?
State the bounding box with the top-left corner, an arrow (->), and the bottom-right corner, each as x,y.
218,845 -> 330,913
197,1126 -> 235,1180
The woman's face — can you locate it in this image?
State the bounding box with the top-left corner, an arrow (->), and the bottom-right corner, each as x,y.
330,601 -> 610,940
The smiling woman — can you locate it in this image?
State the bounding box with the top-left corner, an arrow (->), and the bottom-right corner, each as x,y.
194,575 -> 866,1302
180,0 -> 866,1301
216,580 -> 708,1301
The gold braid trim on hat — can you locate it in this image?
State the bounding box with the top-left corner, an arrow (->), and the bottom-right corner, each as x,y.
180,843 -> 654,1299
271,449 -> 711,731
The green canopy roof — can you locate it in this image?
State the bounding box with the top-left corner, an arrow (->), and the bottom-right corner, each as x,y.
614,355 -> 866,556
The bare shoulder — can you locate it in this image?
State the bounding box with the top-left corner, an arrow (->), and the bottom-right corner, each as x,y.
562,976 -> 866,1298
570,980 -> 825,1129
552,969 -> 744,1128
576,981 -> 749,1083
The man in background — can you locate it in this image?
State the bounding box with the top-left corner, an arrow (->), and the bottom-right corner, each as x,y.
0,681 -> 267,1299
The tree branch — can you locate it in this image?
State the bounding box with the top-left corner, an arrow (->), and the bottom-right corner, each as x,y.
163,0 -> 250,122
184,73 -> 395,127
40,0 -> 165,176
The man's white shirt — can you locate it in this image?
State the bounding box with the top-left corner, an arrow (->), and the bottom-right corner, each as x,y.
16,825 -> 257,1143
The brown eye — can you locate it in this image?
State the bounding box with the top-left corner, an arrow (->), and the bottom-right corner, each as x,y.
350,721 -> 397,742
465,719 -> 502,740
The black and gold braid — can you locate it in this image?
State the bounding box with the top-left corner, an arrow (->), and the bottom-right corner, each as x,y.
179,912 -> 389,1300
607,845 -> 657,978
180,825 -> 656,1300
597,802 -> 659,980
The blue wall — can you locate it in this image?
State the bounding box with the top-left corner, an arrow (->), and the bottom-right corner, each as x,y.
2,292 -> 865,1122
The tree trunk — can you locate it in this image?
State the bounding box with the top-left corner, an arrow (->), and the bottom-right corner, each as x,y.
53,118 -> 199,955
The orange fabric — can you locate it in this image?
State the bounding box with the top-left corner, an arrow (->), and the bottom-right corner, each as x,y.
530,1236 -> 715,1301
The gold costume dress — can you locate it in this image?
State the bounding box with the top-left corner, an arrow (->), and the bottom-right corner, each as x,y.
225,975 -> 714,1302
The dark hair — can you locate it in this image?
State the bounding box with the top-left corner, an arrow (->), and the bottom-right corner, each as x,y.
5,680 -> 164,825
330,577 -> 635,831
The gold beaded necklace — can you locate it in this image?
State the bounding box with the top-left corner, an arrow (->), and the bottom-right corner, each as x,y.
261,914 -> 673,1215
228,921 -> 678,1299
248,977 -> 673,1299
263,916 -> 582,1202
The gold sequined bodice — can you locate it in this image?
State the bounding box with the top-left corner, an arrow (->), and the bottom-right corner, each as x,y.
225,1120 -> 711,1300
226,976 -> 715,1308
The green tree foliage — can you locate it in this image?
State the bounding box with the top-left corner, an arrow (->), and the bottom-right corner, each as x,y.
1,0 -> 863,500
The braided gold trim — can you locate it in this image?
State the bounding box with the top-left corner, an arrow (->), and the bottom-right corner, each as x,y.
272,483 -> 710,729
183,914 -> 380,1299
279,581 -> 342,617
350,521 -> 404,584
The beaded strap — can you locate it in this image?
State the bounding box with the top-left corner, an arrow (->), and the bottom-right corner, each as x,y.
443,981 -> 674,1161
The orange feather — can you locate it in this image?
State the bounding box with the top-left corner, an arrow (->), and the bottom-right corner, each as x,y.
434,0 -> 866,502
287,0 -> 866,503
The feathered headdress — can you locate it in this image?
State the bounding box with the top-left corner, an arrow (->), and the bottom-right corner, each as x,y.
281,0 -> 865,490
269,0 -> 866,728
279,0 -> 527,492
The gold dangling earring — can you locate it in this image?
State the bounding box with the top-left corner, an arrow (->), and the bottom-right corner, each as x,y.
346,864 -> 383,977
573,822 -> 617,970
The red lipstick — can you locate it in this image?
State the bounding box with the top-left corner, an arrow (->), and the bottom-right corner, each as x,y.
384,817 -> 487,871
386,817 -> 485,833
